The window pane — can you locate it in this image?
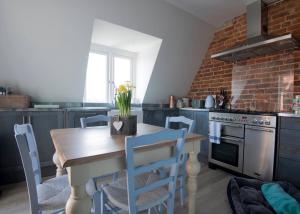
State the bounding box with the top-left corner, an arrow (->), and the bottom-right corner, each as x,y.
114,57 -> 131,87
84,53 -> 107,102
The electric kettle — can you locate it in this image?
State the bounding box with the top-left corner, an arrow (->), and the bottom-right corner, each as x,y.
205,95 -> 215,109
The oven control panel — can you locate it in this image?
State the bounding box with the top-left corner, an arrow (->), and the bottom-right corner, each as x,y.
209,112 -> 277,128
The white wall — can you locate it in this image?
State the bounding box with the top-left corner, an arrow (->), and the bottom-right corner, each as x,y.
0,0 -> 214,103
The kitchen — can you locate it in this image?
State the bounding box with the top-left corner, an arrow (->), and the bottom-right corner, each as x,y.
1,0 -> 300,214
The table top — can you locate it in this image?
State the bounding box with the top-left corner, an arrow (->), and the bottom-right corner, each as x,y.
50,123 -> 205,168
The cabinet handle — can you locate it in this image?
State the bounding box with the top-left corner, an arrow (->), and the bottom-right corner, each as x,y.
22,116 -> 26,124
28,115 -> 32,124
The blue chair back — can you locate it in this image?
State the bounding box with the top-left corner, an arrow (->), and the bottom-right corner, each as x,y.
125,129 -> 186,214
165,116 -> 195,134
80,114 -> 111,128
14,124 -> 42,214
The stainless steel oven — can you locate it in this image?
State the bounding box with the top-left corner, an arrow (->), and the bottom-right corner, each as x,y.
208,111 -> 277,181
208,121 -> 245,173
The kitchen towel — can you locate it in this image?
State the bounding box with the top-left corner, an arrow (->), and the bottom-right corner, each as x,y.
209,121 -> 221,144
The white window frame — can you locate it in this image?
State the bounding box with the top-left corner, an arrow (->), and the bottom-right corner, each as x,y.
89,44 -> 137,103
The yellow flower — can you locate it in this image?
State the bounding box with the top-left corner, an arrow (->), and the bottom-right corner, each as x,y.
118,85 -> 127,93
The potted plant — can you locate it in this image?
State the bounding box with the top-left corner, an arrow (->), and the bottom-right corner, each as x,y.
111,82 -> 137,135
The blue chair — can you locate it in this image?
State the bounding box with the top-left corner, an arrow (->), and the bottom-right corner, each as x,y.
93,129 -> 186,214
80,114 -> 111,128
14,124 -> 69,214
165,116 -> 195,206
80,114 -> 118,190
14,124 -> 95,214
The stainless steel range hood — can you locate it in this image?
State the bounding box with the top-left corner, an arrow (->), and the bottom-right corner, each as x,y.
211,0 -> 300,62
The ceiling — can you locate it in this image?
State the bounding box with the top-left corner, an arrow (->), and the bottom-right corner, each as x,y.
91,19 -> 162,52
164,0 -> 248,27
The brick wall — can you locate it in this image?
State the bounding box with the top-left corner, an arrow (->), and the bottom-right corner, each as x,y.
188,0 -> 300,112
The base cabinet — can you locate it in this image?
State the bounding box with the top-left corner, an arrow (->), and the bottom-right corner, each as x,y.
277,157 -> 300,187
276,116 -> 300,187
143,108 -> 178,127
179,110 -> 209,156
0,110 -> 64,185
0,111 -> 24,184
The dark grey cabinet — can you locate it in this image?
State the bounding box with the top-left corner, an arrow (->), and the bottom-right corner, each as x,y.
65,110 -> 108,128
0,110 -> 64,185
27,111 -> 64,167
0,111 -> 24,184
276,116 -> 300,187
179,109 -> 209,156
143,108 -> 179,127
194,111 -> 209,154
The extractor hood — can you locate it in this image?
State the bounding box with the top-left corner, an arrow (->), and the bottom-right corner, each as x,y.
211,0 -> 300,62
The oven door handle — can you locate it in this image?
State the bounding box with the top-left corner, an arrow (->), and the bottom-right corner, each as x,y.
220,136 -> 244,143
246,126 -> 274,133
209,135 -> 244,144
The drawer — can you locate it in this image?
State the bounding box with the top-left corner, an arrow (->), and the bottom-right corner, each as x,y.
280,117 -> 300,131
276,157 -> 300,188
279,129 -> 300,162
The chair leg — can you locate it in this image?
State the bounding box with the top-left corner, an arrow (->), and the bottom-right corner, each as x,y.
179,177 -> 184,206
93,191 -> 101,214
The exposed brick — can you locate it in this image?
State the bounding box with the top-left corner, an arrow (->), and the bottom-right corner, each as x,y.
187,0 -> 300,112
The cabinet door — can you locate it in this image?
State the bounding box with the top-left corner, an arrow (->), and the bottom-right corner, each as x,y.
143,110 -> 164,127
277,157 -> 300,188
194,112 -> 209,154
66,111 -> 108,128
0,111 -> 25,184
179,110 -> 194,130
27,111 -> 64,174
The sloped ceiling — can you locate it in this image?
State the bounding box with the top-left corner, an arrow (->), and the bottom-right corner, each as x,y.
164,0 -> 248,27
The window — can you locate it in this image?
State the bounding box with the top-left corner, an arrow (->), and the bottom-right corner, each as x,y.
84,46 -> 136,103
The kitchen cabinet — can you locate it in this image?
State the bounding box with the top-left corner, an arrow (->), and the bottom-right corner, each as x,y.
0,111 -> 24,184
276,116 -> 300,187
179,109 -> 209,157
0,110 -> 64,185
65,109 -> 108,128
143,108 -> 179,127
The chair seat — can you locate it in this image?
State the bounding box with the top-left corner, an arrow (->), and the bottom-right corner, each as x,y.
37,175 -> 70,212
103,173 -> 169,212
37,175 -> 95,213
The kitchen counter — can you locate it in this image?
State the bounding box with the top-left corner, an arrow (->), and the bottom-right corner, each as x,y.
65,107 -> 110,111
278,112 -> 300,118
180,107 -> 209,112
0,108 -> 65,112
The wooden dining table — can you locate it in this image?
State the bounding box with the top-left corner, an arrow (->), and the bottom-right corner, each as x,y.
50,123 -> 206,214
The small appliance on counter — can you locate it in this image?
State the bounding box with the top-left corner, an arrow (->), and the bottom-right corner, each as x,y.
176,99 -> 183,108
205,95 -> 215,109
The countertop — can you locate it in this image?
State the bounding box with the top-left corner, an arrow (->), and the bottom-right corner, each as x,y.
278,112 -> 300,118
179,107 -> 209,112
0,107 -> 110,112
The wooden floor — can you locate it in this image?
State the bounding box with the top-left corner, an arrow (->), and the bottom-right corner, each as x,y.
0,164 -> 233,214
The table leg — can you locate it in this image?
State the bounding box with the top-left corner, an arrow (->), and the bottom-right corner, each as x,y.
53,152 -> 65,176
186,151 -> 201,214
66,182 -> 91,214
